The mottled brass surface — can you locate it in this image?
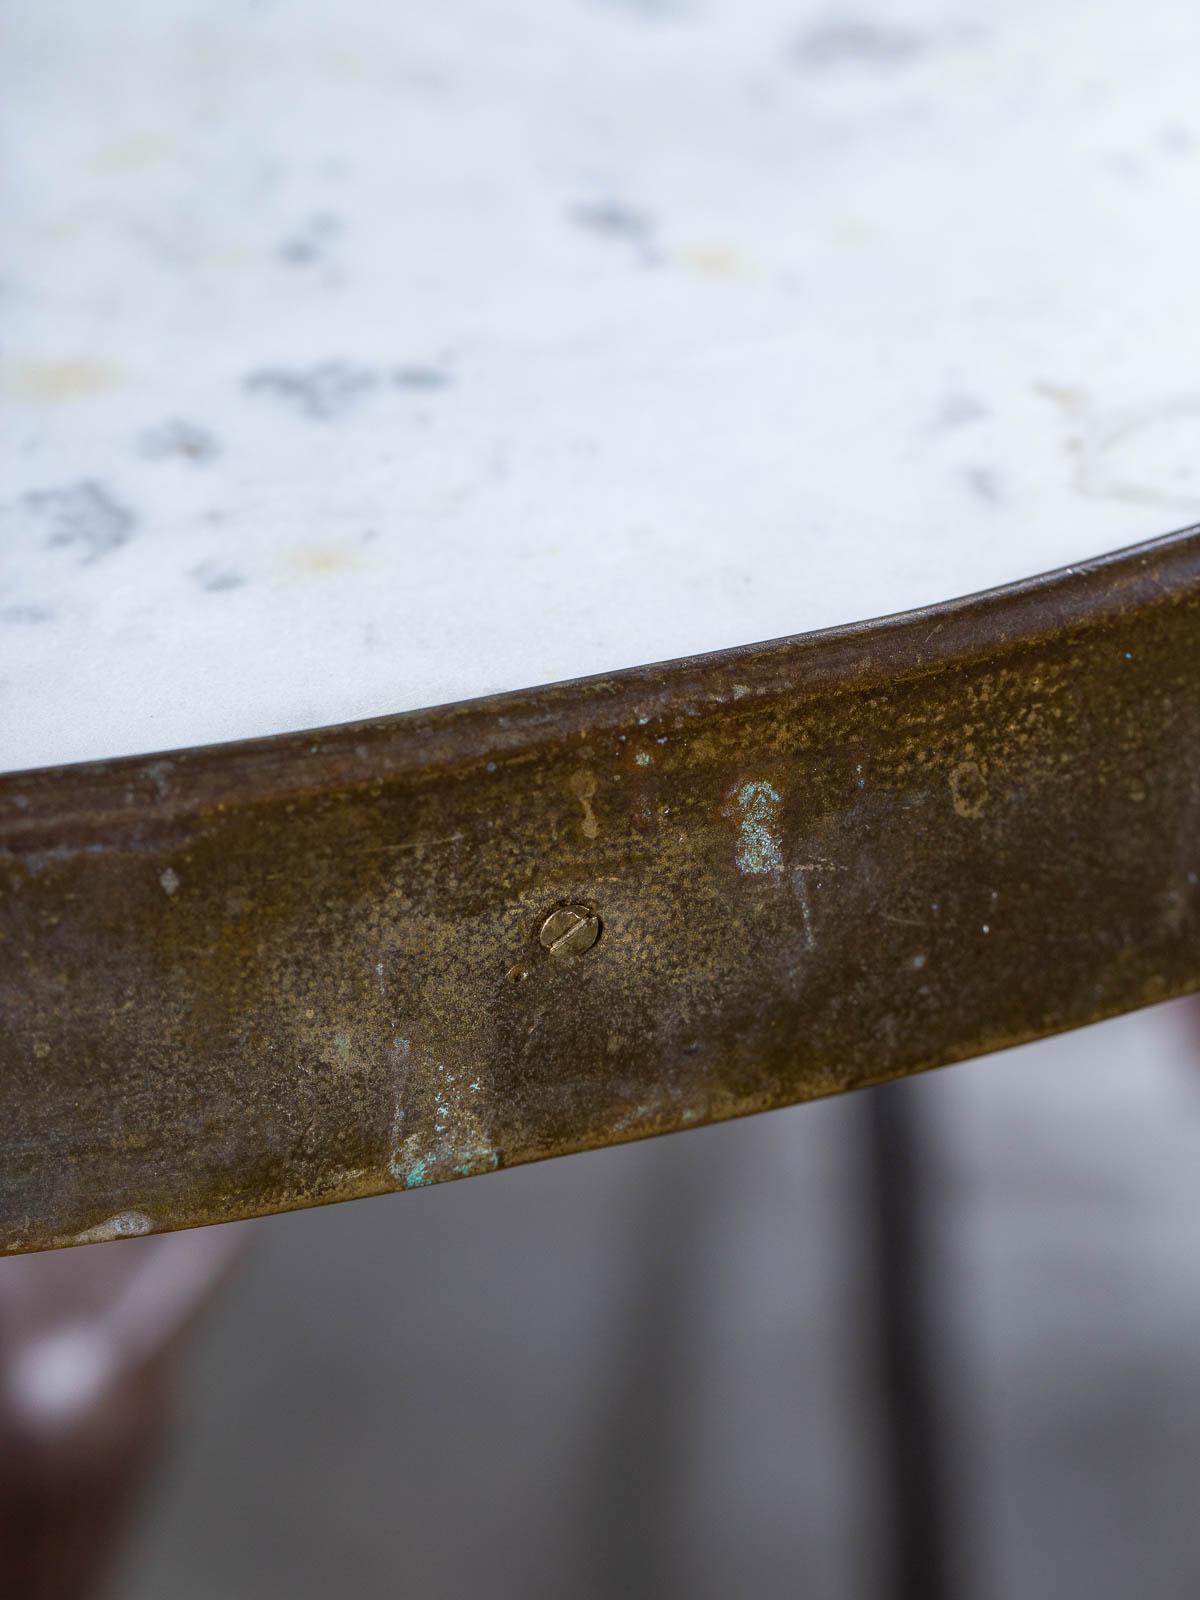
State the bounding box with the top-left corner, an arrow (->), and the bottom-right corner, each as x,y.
2,530 -> 1199,1253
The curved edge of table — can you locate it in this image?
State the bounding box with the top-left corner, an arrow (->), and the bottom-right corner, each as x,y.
2,525 -> 1199,1252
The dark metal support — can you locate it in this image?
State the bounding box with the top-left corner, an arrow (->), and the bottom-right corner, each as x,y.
865,1081 -> 952,1600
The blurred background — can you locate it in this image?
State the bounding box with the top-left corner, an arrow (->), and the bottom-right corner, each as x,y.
59,998 -> 1199,1597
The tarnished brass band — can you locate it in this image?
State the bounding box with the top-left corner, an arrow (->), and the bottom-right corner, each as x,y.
2,529 -> 1198,1252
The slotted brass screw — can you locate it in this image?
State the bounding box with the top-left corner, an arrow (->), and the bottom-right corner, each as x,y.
539,905 -> 601,957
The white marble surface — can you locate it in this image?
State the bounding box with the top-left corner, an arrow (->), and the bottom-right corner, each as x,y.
5,0 -> 1200,772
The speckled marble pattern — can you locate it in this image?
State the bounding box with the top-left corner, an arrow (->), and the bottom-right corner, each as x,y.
5,0 -> 1200,770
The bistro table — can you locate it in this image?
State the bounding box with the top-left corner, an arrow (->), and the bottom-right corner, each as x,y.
2,1 -> 1200,1594
3,0 -> 1197,1249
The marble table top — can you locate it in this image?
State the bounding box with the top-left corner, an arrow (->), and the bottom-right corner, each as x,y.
5,0 -> 1200,773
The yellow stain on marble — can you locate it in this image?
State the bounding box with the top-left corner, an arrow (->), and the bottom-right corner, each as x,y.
831,217 -> 880,247
682,245 -> 747,280
4,359 -> 122,401
286,546 -> 368,577
322,45 -> 375,82
92,134 -> 175,175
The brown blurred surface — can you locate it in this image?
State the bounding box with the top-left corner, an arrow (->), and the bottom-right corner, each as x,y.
0,1231 -> 236,1599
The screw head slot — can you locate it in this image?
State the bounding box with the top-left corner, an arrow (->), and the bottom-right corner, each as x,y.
539,905 -> 601,957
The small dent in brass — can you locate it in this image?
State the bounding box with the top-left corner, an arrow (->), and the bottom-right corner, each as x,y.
569,769 -> 600,839
949,760 -> 988,819
539,906 -> 601,957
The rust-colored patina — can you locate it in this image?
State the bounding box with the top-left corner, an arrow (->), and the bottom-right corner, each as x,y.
2,531 -> 1199,1253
